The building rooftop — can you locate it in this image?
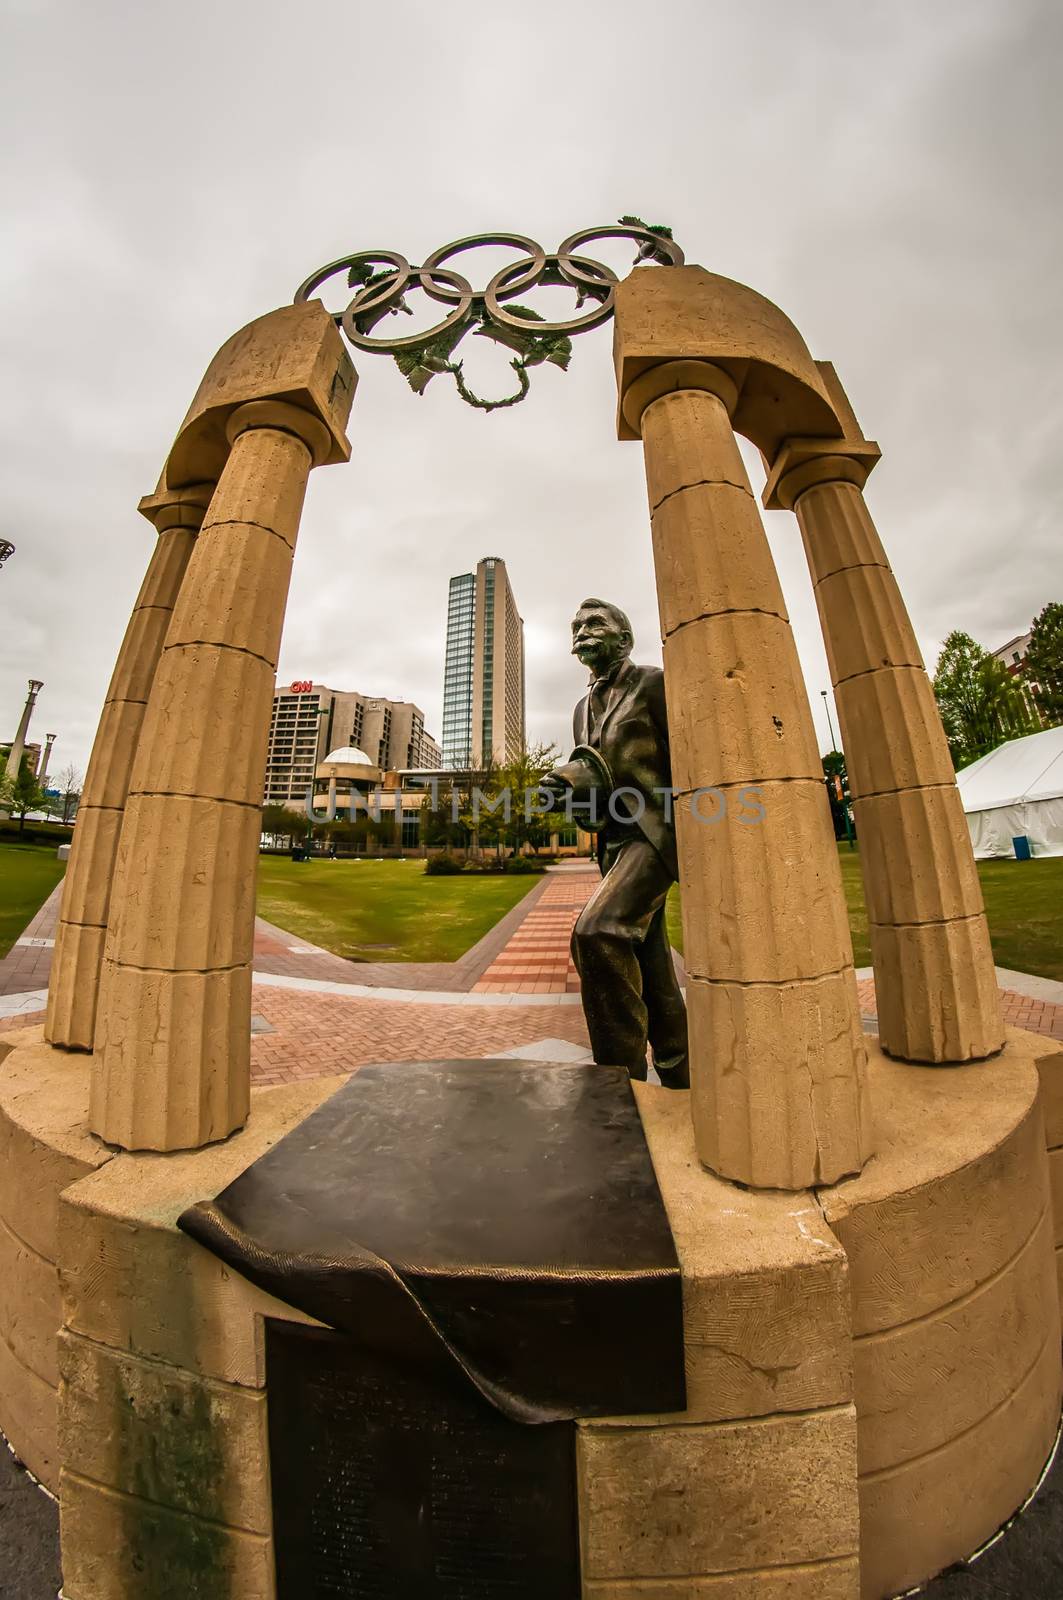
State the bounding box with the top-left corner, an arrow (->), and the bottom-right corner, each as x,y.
322,746 -> 374,766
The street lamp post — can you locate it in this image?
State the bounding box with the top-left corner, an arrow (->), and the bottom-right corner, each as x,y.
820,688 -> 838,753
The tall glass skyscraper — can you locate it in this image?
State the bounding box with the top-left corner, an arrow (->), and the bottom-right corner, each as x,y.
441,558 -> 525,768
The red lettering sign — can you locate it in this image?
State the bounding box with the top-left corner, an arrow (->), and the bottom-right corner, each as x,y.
290,680 -> 314,693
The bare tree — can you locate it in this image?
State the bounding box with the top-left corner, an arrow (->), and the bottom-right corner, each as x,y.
56,764 -> 84,824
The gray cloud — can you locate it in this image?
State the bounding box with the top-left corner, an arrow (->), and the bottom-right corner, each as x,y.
1,0 -> 1059,774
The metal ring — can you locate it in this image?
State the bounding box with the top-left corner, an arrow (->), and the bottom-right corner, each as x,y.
484,254 -> 615,334
341,266 -> 475,353
559,224 -> 685,267
294,251 -> 411,316
421,233 -> 546,300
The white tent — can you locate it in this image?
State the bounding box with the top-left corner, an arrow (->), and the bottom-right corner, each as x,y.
956,726 -> 1063,858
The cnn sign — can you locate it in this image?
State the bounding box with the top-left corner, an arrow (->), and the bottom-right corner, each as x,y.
290,680 -> 314,693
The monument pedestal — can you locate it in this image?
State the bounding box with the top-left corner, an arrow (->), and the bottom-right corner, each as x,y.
1,1025 -> 1061,1599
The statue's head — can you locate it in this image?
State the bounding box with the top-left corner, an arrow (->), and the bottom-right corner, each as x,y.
571,598 -> 633,676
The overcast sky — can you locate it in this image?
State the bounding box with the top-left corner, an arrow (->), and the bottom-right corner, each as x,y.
2,0 -> 1059,778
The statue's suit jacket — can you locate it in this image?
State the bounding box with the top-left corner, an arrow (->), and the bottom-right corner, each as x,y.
573,659 -> 678,881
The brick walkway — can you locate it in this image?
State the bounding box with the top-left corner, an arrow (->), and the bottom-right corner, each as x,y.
0,885 -> 62,998
472,869 -> 597,993
3,873 -> 1061,1089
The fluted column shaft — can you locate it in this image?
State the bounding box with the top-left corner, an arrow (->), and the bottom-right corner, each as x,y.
91,401 -> 331,1150
629,363 -> 872,1189
784,462 -> 1004,1061
46,486 -> 211,1050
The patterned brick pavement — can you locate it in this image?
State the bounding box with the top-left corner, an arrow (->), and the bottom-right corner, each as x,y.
246,986 -> 592,1085
3,871 -> 1061,1092
472,869 -> 598,993
0,884 -> 61,997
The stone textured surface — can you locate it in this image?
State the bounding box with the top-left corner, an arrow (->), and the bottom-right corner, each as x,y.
59,1332 -> 271,1534
59,1473 -> 274,1600
674,779 -> 853,984
664,615 -> 820,787
0,1030 -> 111,1495
61,1076 -> 338,1386
633,1083 -> 852,1423
612,265 -> 842,454
821,1035 -> 1061,1599
635,382 -> 868,1189
870,916 -> 1009,1062
853,1207 -> 1057,1475
92,411 -> 327,1151
790,474 -> 1003,1067
853,784 -> 986,927
46,511 -> 204,1054
686,969 -> 872,1189
91,962 -> 253,1150
582,1565 -> 860,1600
858,1334 -> 1060,1600
0,1324 -> 58,1489
577,1406 -> 859,1582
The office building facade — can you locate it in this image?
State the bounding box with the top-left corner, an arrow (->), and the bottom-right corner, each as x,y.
264,682 -> 440,806
441,557 -> 525,768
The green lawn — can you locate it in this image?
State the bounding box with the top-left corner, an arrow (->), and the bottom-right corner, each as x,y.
256,857 -> 539,963
0,842 -> 66,958
667,845 -> 1063,982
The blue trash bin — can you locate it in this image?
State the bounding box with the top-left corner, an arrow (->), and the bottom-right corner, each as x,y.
1012,836 -> 1032,861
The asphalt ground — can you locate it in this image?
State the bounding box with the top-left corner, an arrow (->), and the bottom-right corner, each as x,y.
3,1426 -> 1062,1599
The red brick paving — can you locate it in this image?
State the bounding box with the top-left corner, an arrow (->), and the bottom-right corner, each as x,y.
473,871 -> 597,993
246,987 -> 593,1085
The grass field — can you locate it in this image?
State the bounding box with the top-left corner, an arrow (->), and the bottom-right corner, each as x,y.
0,842 -> 66,958
256,857 -> 539,963
666,844 -> 1063,982
1,841 -> 1059,980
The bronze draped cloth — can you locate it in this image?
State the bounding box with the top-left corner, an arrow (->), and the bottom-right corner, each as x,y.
178,1058 -> 685,1423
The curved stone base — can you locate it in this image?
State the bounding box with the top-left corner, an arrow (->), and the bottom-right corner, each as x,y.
0,1024 -> 1060,1598
816,1037 -> 1062,1598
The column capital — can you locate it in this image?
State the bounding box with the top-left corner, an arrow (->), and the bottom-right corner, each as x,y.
763,437 -> 881,512
137,482 -> 215,534
225,398 -> 333,466
621,360 -> 739,437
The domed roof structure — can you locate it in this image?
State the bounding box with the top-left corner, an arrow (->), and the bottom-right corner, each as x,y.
322,746 -> 374,766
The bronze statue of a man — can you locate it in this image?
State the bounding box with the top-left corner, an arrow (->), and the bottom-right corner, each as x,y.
545,599 -> 689,1089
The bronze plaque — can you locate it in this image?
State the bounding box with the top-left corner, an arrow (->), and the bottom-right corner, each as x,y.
266,1320 -> 580,1598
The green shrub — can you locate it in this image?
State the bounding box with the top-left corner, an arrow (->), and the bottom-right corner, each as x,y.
504,856 -> 546,874
425,852 -> 465,876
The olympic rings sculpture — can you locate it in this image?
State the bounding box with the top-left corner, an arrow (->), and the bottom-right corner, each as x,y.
294,220 -> 684,411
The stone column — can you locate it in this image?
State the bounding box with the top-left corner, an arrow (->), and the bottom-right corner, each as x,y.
37,733 -> 56,785
765,443 -> 1004,1062
624,362 -> 872,1189
0,678 -> 43,817
46,486 -> 212,1050
91,401 -> 332,1151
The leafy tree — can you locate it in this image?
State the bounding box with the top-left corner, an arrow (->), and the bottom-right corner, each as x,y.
822,751 -> 853,841
462,742 -> 560,860
11,757 -> 45,832
261,803 -> 306,847
422,778 -> 469,851
1023,602 -> 1063,725
932,631 -> 1037,768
